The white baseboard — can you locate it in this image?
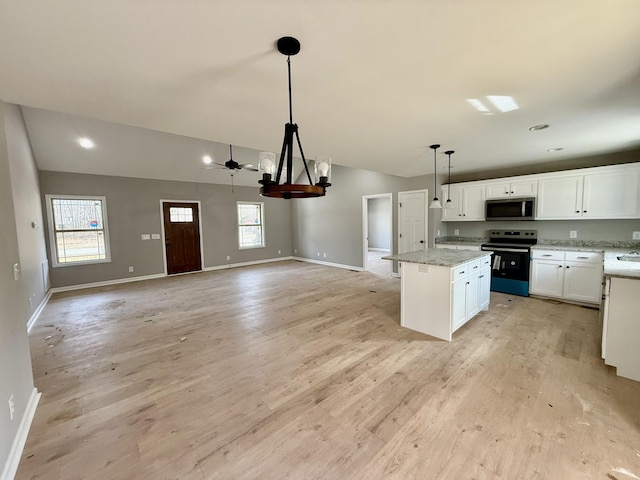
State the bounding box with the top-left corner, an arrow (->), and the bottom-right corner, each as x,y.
203,256 -> 294,272
292,257 -> 364,272
50,273 -> 166,294
1,388 -> 41,480
27,291 -> 52,333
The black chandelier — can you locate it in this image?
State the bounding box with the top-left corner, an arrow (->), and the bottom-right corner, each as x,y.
259,37 -> 331,199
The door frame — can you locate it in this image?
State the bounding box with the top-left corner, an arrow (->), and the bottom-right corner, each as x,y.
160,199 -> 205,275
397,189 -> 429,276
362,193 -> 393,274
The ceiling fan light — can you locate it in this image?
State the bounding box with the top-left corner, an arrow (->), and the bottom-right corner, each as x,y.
202,155 -> 213,165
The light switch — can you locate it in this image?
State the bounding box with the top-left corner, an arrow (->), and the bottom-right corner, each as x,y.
151,233 -> 160,240
141,234 -> 151,240
569,230 -> 577,239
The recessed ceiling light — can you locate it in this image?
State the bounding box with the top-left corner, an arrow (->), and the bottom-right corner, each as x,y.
529,124 -> 549,131
547,147 -> 564,152
202,155 -> 213,165
78,137 -> 95,149
486,95 -> 519,113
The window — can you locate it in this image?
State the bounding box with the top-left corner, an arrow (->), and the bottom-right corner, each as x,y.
237,202 -> 265,249
45,195 -> 111,267
169,206 -> 193,223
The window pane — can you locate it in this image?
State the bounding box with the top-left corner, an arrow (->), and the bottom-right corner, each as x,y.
52,198 -> 103,230
169,207 -> 194,223
239,204 -> 261,226
239,226 -> 263,248
55,231 -> 107,263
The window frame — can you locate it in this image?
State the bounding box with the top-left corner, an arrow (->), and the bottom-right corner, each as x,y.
45,194 -> 112,268
237,201 -> 266,250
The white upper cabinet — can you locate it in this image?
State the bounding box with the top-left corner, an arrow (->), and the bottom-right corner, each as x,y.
582,169 -> 640,218
537,165 -> 640,220
536,175 -> 583,219
441,184 -> 485,221
485,179 -> 538,199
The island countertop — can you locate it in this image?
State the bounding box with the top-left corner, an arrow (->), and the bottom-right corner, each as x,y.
383,248 -> 491,268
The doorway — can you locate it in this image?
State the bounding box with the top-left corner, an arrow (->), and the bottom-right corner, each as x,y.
161,201 -> 203,275
362,193 -> 392,276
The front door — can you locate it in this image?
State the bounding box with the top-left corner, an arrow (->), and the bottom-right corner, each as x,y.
162,202 -> 202,275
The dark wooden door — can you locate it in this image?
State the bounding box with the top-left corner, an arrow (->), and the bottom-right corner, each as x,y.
162,202 -> 202,275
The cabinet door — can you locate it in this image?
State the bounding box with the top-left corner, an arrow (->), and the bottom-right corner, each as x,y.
478,266 -> 491,310
441,186 -> 463,221
462,185 -> 486,221
466,271 -> 480,319
530,259 -> 564,297
582,169 -> 640,219
451,277 -> 467,330
536,176 -> 582,219
511,179 -> 538,198
485,182 -> 511,199
563,262 -> 603,304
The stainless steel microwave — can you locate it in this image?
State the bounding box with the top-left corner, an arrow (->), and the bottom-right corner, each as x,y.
485,197 -> 535,221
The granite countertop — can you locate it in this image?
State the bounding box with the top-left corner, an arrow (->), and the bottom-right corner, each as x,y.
383,248 -> 490,267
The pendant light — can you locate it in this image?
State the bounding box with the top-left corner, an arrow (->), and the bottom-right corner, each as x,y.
429,144 -> 442,209
444,150 -> 454,209
258,37 -> 331,199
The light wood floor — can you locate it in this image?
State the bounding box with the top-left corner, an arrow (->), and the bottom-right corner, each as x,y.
18,260 -> 640,479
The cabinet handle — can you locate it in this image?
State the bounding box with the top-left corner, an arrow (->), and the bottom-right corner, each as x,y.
566,266 -> 570,269
542,254 -> 552,257
479,275 -> 484,278
460,271 -> 465,274
577,256 -> 588,259
473,266 -> 478,269
575,210 -> 580,213
583,210 -> 587,213
510,191 -> 514,194
463,214 -> 466,216
558,265 -> 563,268
466,282 -> 470,285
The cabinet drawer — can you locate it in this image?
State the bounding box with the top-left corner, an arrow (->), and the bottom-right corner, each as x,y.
452,263 -> 471,280
479,256 -> 492,269
565,251 -> 603,263
532,249 -> 564,261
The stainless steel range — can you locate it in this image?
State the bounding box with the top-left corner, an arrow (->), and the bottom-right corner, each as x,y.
480,230 -> 537,297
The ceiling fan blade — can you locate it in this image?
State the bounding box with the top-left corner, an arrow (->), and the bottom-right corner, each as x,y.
240,164 -> 259,172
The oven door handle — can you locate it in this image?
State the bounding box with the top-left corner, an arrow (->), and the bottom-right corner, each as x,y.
481,247 -> 530,253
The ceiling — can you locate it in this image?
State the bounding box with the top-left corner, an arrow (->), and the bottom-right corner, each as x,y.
2,1 -> 640,187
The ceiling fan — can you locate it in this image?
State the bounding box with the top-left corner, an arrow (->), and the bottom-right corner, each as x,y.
203,144 -> 258,192
205,144 -> 258,174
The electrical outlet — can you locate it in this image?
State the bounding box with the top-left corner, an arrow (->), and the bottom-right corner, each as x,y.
570,230 -> 577,239
317,252 -> 320,257
128,266 -> 134,272
13,263 -> 20,282
226,255 -> 231,261
294,249 -> 297,254
633,231 -> 640,240
323,253 -> 326,258
278,249 -> 281,254
437,229 -> 441,237
8,395 -> 15,421
151,233 -> 160,240
141,234 -> 151,240
454,229 -> 459,236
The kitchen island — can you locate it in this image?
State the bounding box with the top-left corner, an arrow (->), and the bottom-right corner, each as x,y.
384,249 -> 492,341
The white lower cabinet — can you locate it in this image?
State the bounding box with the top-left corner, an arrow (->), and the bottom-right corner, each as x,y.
530,249 -> 603,304
400,255 -> 491,341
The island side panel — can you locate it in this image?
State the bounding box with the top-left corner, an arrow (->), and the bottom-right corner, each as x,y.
605,276 -> 640,381
400,261 -> 452,341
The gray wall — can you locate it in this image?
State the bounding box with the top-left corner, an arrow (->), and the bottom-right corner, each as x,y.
0,101 -> 37,474
367,197 -> 391,250
39,171 -> 293,288
291,163 -> 441,269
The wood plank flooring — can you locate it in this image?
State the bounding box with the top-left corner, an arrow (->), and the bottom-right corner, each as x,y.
17,260 -> 640,479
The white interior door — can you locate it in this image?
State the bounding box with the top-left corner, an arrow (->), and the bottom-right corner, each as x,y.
398,190 -> 428,254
